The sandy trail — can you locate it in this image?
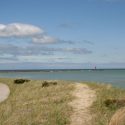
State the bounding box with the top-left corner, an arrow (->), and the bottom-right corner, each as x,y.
69,83 -> 96,125
0,83 -> 10,103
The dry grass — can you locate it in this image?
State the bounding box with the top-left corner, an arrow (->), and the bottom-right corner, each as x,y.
109,107 -> 125,125
0,78 -> 74,125
1,78 -> 125,125
87,82 -> 125,125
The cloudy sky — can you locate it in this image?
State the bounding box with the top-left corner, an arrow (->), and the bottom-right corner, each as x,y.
0,0 -> 125,69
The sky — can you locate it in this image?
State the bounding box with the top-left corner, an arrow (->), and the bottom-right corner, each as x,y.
0,0 -> 125,69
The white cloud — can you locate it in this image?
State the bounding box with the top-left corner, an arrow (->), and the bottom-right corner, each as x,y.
32,35 -> 58,44
0,23 -> 78,45
0,23 -> 59,44
0,44 -> 92,59
0,23 -> 43,37
0,24 -> 6,30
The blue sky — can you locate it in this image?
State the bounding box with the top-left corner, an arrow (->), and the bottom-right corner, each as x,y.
0,0 -> 125,69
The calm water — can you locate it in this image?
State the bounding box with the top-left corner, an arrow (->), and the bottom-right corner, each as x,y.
0,69 -> 125,88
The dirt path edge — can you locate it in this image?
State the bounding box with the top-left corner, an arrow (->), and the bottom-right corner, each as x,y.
69,83 -> 96,125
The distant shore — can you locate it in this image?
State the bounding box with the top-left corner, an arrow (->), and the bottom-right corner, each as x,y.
0,68 -> 125,72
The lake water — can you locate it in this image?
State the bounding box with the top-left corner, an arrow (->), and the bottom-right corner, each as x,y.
0,69 -> 125,88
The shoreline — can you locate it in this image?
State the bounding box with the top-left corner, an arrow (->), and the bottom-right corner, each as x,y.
0,69 -> 124,89
0,77 -> 122,89
0,68 -> 125,72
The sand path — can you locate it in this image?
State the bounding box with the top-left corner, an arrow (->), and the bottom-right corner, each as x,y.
69,83 -> 96,125
0,83 -> 10,103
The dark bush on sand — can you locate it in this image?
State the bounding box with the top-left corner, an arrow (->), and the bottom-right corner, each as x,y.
42,81 -> 57,87
14,79 -> 30,84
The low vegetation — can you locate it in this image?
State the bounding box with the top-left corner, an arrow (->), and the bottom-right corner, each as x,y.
88,82 -> 125,125
1,78 -> 125,125
14,79 -> 30,84
42,81 -> 58,87
0,78 -> 74,125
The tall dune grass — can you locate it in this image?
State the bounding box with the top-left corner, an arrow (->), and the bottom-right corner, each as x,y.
88,82 -> 125,125
0,78 -> 74,125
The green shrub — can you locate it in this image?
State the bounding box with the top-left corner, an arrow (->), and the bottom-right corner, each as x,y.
42,81 -> 58,87
104,99 -> 125,108
42,81 -> 49,87
14,79 -> 30,84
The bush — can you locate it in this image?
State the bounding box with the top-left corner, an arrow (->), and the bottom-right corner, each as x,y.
51,81 -> 57,85
14,79 -> 30,84
42,81 -> 49,87
42,81 -> 57,87
104,99 -> 125,108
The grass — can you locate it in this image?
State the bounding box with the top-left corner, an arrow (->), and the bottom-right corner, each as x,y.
1,78 -> 125,125
87,82 -> 125,125
0,78 -> 74,125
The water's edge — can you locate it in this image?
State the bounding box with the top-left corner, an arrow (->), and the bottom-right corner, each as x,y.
0,69 -> 125,88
